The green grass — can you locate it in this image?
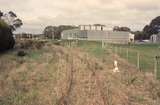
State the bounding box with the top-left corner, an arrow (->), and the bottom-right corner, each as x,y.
61,40 -> 107,58
111,44 -> 160,79
66,40 -> 160,79
77,40 -> 107,58
27,50 -> 43,60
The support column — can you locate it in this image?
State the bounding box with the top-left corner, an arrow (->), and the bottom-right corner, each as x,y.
101,26 -> 103,31
84,25 -> 86,30
89,25 -> 92,30
95,26 -> 97,30
79,25 -> 81,30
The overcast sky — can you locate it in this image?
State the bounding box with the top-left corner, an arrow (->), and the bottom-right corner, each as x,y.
0,0 -> 160,34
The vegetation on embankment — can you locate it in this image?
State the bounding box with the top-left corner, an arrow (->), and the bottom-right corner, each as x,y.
110,44 -> 160,79
0,40 -> 160,105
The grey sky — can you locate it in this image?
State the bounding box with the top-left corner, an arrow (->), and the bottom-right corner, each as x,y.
0,0 -> 160,34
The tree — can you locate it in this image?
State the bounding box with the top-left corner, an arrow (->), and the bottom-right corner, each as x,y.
0,20 -> 15,51
142,16 -> 160,39
133,31 -> 145,40
12,18 -> 23,30
0,10 -> 23,52
55,25 -> 77,39
43,26 -> 57,39
8,11 -> 17,18
93,24 -> 105,27
2,11 -> 23,31
43,25 -> 77,39
113,26 -> 131,32
0,11 -> 3,18
113,26 -> 119,31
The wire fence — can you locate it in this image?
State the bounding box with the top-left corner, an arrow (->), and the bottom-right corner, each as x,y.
61,40 -> 160,80
109,45 -> 160,80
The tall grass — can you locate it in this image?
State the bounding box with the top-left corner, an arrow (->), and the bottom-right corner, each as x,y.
111,44 -> 160,77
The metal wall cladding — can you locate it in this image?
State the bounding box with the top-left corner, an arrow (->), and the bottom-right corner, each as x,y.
62,29 -> 134,44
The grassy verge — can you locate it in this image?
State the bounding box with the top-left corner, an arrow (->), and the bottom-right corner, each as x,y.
61,40 -> 108,58
110,44 -> 160,79
66,40 -> 160,79
77,40 -> 109,59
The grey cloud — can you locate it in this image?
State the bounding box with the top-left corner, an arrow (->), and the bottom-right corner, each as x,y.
1,0 -> 160,33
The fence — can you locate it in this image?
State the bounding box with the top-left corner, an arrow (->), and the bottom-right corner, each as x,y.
109,45 -> 160,80
61,40 -> 160,80
61,40 -> 79,48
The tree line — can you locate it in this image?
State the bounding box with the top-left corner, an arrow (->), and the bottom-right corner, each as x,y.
1,9 -> 160,53
43,25 -> 77,39
44,15 -> 160,40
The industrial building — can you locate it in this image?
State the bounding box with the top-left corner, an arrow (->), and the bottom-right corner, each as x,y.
61,25 -> 135,44
150,33 -> 160,43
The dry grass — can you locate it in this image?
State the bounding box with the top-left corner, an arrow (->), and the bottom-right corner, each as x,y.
0,40 -> 160,105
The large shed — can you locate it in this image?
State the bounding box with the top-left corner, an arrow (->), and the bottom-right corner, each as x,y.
61,25 -> 134,44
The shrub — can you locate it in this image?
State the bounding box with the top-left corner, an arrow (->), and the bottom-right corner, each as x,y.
0,20 -> 15,52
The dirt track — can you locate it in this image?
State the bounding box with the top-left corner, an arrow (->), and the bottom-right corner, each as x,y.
0,42 -> 160,105
57,54 -> 107,105
55,49 -> 160,105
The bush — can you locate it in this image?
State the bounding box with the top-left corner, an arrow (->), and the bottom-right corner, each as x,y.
0,20 -> 15,52
17,50 -> 27,57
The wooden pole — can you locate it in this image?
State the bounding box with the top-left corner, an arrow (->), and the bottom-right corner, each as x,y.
154,57 -> 157,79
114,47 -> 117,54
137,52 -> 140,69
126,48 -> 129,60
119,47 -> 121,55
102,40 -> 105,48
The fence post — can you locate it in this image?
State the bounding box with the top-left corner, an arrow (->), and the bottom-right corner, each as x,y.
118,47 -> 120,55
114,47 -> 117,54
137,52 -> 140,69
76,39 -> 79,47
116,47 -> 118,54
126,48 -> 129,61
154,56 -> 158,79
69,40 -> 71,48
120,47 -> 122,55
102,40 -> 104,48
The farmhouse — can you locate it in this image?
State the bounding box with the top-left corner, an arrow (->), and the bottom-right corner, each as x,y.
150,33 -> 160,43
61,25 -> 135,44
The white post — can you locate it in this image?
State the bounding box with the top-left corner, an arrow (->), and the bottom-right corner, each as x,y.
113,60 -> 120,73
84,25 -> 86,30
89,25 -> 92,30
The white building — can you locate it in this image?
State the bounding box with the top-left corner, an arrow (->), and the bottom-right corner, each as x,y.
61,25 -> 135,44
150,33 -> 160,43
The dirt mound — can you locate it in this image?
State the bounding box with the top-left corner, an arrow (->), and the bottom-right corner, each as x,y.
0,42 -> 160,105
